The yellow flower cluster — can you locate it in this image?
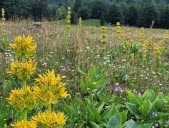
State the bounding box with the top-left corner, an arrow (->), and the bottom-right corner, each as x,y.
142,37 -> 153,55
116,22 -> 121,34
9,35 -> 36,57
101,26 -> 106,44
7,59 -> 37,80
154,40 -> 164,59
33,70 -> 69,106
7,35 -> 68,127
7,86 -> 36,112
66,7 -> 71,29
165,30 -> 168,40
139,27 -> 144,43
1,8 -> 5,26
31,111 -> 66,127
11,120 -> 37,128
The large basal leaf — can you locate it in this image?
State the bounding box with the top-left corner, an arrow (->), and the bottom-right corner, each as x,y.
153,94 -> 165,110
137,123 -> 153,128
107,112 -> 122,128
88,66 -> 97,79
64,103 -> 75,117
97,102 -> 106,113
79,79 -> 86,92
96,76 -> 108,88
126,89 -> 142,106
102,104 -> 118,120
139,100 -> 153,119
90,122 -> 101,128
86,99 -> 101,122
77,67 -> 87,76
125,102 -> 140,118
140,89 -> 155,102
125,119 -> 136,128
120,110 -> 128,123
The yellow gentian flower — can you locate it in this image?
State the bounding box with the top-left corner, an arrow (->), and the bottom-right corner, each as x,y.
7,59 -> 37,80
11,120 -> 37,128
7,86 -> 36,112
9,35 -> 36,57
31,111 -> 66,128
33,70 -> 69,106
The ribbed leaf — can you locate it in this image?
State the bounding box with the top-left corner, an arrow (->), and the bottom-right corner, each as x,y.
108,112 -> 122,128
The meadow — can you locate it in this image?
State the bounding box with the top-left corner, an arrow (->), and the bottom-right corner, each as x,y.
0,17 -> 169,128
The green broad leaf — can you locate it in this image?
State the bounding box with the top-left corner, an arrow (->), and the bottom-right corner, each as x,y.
125,119 -> 136,128
98,102 -> 106,113
64,104 -> 74,116
90,122 -> 101,128
86,99 -> 101,122
98,93 -> 111,102
126,89 -> 142,106
102,104 -> 118,120
120,110 -> 128,123
89,66 -> 96,79
96,76 -> 107,88
140,89 -> 155,102
137,123 -> 153,128
153,94 -> 165,110
158,112 -> 169,118
87,104 -> 95,122
139,100 -> 153,119
125,102 -> 140,118
77,67 -> 87,76
108,112 -> 122,128
79,79 -> 86,92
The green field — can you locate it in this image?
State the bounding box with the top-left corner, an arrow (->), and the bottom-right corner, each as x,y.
0,19 -> 169,127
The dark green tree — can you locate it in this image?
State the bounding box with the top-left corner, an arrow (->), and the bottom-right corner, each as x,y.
56,6 -> 67,20
74,0 -> 82,13
106,3 -> 124,24
160,5 -> 169,28
91,0 -> 105,19
126,5 -> 138,26
78,6 -> 91,20
138,3 -> 159,28
31,0 -> 49,21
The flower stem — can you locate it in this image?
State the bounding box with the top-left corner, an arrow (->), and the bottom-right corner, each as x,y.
23,109 -> 27,121
48,103 -> 51,114
22,55 -> 25,63
23,80 -> 26,89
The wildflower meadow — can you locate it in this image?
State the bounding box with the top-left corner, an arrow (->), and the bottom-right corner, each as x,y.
0,7 -> 169,128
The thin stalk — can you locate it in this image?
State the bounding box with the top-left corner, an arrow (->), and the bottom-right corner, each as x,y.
48,103 -> 51,114
22,55 -> 25,63
23,80 -> 26,89
23,109 -> 27,121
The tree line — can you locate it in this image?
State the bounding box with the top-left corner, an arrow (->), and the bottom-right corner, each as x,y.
0,0 -> 169,28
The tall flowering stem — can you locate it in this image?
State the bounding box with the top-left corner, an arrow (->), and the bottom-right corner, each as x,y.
32,69 -> 69,127
116,22 -> 121,46
7,35 -> 37,122
48,103 -> 51,114
1,8 -> 6,47
101,26 -> 107,44
66,7 -> 71,35
23,109 -> 27,121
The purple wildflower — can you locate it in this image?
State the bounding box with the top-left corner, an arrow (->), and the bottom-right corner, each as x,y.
166,120 -> 169,125
115,86 -> 122,92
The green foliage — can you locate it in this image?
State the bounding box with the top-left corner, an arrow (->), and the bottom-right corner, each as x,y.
78,6 -> 91,20
91,0 -> 105,19
56,6 -> 67,20
138,3 -> 159,28
78,66 -> 108,93
1,0 -> 169,28
125,89 -> 169,127
106,3 -> 124,24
